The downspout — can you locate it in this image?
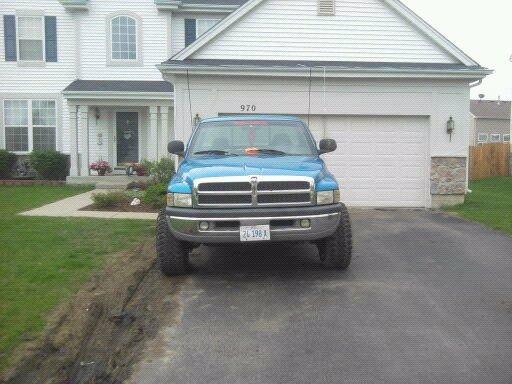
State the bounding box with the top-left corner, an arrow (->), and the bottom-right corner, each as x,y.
469,79 -> 482,88
465,79 -> 483,192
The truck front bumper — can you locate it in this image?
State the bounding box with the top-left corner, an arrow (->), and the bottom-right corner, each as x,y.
166,204 -> 342,244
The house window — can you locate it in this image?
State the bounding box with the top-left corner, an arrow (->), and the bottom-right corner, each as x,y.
3,100 -> 56,153
111,16 -> 137,60
489,134 -> 501,143
477,133 -> 488,144
17,16 -> 44,61
196,19 -> 220,37
504,134 -> 510,143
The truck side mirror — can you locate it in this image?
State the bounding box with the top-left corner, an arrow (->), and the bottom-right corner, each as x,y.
319,138 -> 337,154
168,140 -> 185,156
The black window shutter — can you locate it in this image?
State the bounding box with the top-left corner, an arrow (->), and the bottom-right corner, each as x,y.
45,16 -> 57,62
3,15 -> 17,61
185,19 -> 196,47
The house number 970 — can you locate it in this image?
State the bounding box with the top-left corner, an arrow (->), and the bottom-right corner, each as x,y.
241,105 -> 256,112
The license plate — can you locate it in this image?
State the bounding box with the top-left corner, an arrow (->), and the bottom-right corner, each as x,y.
240,225 -> 271,242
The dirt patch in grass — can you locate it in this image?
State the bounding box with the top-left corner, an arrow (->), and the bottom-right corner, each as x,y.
1,240 -> 184,384
79,202 -> 160,213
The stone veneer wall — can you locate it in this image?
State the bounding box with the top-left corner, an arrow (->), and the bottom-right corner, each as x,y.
430,157 -> 467,208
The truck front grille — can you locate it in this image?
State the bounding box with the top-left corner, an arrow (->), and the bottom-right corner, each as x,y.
194,177 -> 315,208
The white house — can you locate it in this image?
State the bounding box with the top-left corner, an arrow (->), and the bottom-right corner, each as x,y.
1,0 -> 492,208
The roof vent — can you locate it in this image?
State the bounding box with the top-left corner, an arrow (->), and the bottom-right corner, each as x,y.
318,0 -> 335,16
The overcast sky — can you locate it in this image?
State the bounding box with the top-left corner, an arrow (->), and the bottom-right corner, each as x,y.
400,0 -> 512,101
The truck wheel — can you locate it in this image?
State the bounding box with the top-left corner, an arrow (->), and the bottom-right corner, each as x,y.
317,203 -> 352,270
156,210 -> 188,276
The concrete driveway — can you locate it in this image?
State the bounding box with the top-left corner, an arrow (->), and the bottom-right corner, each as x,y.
130,210 -> 512,384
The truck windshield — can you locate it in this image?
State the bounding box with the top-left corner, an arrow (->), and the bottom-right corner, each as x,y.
189,120 -> 317,157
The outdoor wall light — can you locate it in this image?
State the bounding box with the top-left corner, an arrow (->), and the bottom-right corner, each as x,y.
447,116 -> 455,142
95,107 -> 101,121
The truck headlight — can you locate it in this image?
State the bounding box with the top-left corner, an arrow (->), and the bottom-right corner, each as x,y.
317,190 -> 340,205
167,193 -> 192,207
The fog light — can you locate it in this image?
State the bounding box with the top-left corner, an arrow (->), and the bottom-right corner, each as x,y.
199,221 -> 209,231
300,219 -> 311,228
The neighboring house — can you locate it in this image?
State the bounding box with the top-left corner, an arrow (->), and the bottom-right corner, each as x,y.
0,0 -> 244,174
470,100 -> 511,145
1,0 -> 492,208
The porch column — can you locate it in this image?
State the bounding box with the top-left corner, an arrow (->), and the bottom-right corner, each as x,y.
69,105 -> 79,176
149,106 -> 159,161
159,106 -> 169,159
78,106 -> 90,176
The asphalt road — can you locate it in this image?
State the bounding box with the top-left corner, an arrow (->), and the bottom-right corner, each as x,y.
130,210 -> 512,384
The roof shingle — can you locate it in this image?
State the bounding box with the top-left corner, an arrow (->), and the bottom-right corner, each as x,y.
63,80 -> 173,93
471,100 -> 511,119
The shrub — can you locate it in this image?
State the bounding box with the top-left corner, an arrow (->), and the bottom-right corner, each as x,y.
131,163 -> 147,176
144,183 -> 168,209
126,181 -> 148,191
124,189 -> 145,200
29,151 -> 69,180
92,191 -> 129,208
142,158 -> 175,185
0,150 -> 16,179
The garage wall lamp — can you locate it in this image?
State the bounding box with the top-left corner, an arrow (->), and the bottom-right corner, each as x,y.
446,116 -> 455,142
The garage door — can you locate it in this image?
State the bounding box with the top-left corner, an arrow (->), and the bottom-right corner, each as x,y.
305,116 -> 429,208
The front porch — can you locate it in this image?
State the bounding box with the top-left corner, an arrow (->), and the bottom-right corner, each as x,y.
63,80 -> 174,178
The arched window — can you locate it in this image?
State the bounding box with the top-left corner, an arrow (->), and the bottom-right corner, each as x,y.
110,15 -> 138,61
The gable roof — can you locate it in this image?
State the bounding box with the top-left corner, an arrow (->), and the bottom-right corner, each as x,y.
171,0 -> 479,67
471,100 -> 511,120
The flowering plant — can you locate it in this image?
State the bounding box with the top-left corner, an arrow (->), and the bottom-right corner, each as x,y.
131,163 -> 147,176
89,160 -> 112,176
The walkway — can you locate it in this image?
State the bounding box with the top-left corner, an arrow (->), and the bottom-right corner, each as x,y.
19,190 -> 157,220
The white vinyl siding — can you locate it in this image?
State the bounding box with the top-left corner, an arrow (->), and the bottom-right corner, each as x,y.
3,99 -> 56,153
17,15 -> 44,61
191,0 -> 458,63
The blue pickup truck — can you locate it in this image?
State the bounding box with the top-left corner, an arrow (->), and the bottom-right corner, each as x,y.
157,115 -> 352,275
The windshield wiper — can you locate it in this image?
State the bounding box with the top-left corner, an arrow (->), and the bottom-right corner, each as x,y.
193,150 -> 238,156
256,149 -> 288,155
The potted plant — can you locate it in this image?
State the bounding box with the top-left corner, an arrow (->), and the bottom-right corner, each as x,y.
131,163 -> 147,176
90,160 -> 112,176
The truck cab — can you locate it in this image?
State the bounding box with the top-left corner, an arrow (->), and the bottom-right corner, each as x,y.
157,115 -> 352,275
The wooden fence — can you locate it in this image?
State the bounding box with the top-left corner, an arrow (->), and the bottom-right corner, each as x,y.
469,143 -> 511,181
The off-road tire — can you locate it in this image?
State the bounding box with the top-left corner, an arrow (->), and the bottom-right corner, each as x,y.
317,203 -> 352,270
156,209 -> 188,276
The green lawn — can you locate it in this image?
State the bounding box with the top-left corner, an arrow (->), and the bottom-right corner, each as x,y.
0,185 -> 154,372
447,177 -> 512,236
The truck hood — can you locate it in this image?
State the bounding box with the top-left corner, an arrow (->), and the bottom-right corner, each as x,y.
171,155 -> 338,193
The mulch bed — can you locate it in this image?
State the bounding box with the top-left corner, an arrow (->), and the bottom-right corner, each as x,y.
0,180 -> 66,186
80,201 -> 160,213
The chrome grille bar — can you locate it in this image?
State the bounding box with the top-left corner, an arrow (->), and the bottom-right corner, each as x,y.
193,176 -> 315,208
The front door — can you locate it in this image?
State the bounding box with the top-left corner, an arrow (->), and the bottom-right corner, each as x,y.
116,112 -> 139,165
